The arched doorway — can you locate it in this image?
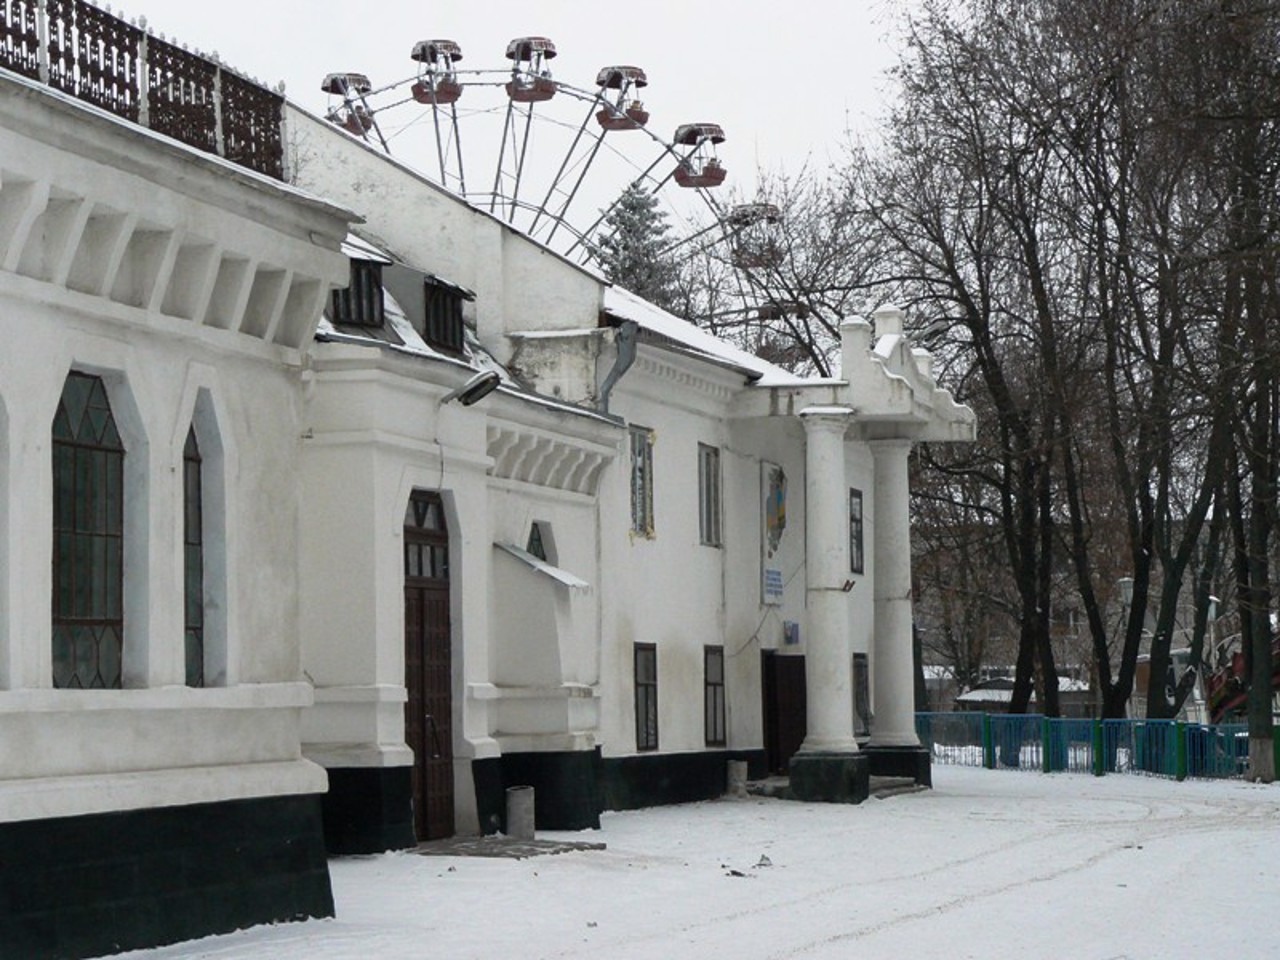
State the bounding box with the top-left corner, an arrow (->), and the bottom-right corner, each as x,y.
404,491 -> 454,840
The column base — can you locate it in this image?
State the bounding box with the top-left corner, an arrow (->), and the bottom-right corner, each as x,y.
863,744 -> 932,788
788,751 -> 870,804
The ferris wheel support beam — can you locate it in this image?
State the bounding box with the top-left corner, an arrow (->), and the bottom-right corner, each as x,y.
430,103 -> 450,189
450,101 -> 467,195
491,98 -> 518,215
529,99 -> 601,236
509,102 -> 538,223
563,149 -> 678,259
543,127 -> 609,247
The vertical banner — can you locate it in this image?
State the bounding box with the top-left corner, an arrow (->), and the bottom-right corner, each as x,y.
761,460 -> 787,604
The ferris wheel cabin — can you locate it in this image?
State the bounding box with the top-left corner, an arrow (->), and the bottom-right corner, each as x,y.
506,36 -> 558,103
673,122 -> 727,188
411,39 -> 464,105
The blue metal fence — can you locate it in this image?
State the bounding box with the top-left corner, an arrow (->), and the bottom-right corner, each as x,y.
915,713 -> 1251,781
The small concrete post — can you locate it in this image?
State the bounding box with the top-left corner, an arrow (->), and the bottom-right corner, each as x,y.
726,760 -> 749,799
505,785 -> 535,840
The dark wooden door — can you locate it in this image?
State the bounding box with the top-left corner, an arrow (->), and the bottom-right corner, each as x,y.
404,492 -> 454,840
761,650 -> 807,775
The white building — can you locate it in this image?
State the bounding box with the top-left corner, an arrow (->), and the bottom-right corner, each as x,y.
0,49 -> 352,960
0,5 -> 973,956
286,103 -> 975,848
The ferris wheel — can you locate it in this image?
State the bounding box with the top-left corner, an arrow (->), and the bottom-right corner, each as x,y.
317,35 -> 748,265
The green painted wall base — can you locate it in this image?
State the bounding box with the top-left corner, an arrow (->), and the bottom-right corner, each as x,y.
788,752 -> 870,804
0,794 -> 333,960
321,766 -> 416,854
863,744 -> 933,787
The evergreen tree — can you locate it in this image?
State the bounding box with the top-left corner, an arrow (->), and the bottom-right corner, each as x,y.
593,184 -> 682,315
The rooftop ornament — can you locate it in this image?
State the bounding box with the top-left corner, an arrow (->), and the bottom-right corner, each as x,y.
505,36 -> 557,103
672,123 -> 727,188
411,40 -> 464,105
595,65 -> 649,131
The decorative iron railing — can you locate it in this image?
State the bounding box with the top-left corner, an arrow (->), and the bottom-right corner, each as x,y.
1,0 -> 283,180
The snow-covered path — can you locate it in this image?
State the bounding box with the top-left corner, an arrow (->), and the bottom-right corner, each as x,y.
120,766 -> 1280,960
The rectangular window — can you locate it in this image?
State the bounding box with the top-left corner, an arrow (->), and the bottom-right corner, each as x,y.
698,443 -> 722,546
629,425 -> 654,537
634,643 -> 658,751
424,280 -> 465,354
183,427 -> 205,687
331,259 -> 384,327
705,645 -> 726,746
852,652 -> 871,737
849,488 -> 864,574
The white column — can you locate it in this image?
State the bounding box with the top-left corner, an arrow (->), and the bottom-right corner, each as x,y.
868,439 -> 920,747
798,408 -> 858,754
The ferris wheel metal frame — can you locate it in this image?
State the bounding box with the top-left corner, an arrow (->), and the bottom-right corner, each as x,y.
318,35 -> 747,265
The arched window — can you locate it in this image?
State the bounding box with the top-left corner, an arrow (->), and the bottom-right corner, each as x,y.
184,426 -> 204,687
52,372 -> 124,689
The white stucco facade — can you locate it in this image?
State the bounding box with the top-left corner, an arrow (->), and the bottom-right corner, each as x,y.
283,100 -> 973,836
0,75 -> 351,825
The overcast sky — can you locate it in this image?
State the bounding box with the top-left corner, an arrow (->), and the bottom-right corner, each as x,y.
118,1 -> 916,235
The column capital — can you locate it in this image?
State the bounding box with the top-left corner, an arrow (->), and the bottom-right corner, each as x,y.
868,436 -> 913,452
799,406 -> 853,429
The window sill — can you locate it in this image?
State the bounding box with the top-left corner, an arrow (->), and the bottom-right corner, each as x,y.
0,682 -> 314,714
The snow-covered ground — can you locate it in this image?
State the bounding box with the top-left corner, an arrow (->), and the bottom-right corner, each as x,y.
121,766 -> 1280,960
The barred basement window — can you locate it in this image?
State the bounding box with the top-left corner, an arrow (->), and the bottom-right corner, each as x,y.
705,645 -> 726,747
424,280 -> 465,354
635,643 -> 658,751
331,259 -> 384,327
698,443 -> 722,546
629,425 -> 654,537
52,372 -> 124,689
184,426 -> 205,687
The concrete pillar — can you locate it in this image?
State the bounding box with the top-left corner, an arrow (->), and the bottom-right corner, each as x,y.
798,408 -> 858,754
789,408 -> 868,803
869,439 -> 918,746
866,438 -> 931,786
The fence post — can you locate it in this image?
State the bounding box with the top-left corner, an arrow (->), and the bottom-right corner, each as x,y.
213,66 -> 226,157
1175,721 -> 1187,781
36,0 -> 50,83
1092,718 -> 1104,777
138,24 -> 150,129
982,713 -> 994,770
1041,716 -> 1052,773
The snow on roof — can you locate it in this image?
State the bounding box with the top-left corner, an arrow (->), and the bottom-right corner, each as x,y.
341,233 -> 394,264
954,675 -> 1090,703
602,286 -> 813,388
317,289 -> 619,426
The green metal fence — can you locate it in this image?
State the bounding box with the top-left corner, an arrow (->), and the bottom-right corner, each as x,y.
915,713 -> 1250,780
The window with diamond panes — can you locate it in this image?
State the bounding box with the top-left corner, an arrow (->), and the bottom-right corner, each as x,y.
52,372 -> 125,689
184,426 -> 205,687
634,643 -> 658,751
